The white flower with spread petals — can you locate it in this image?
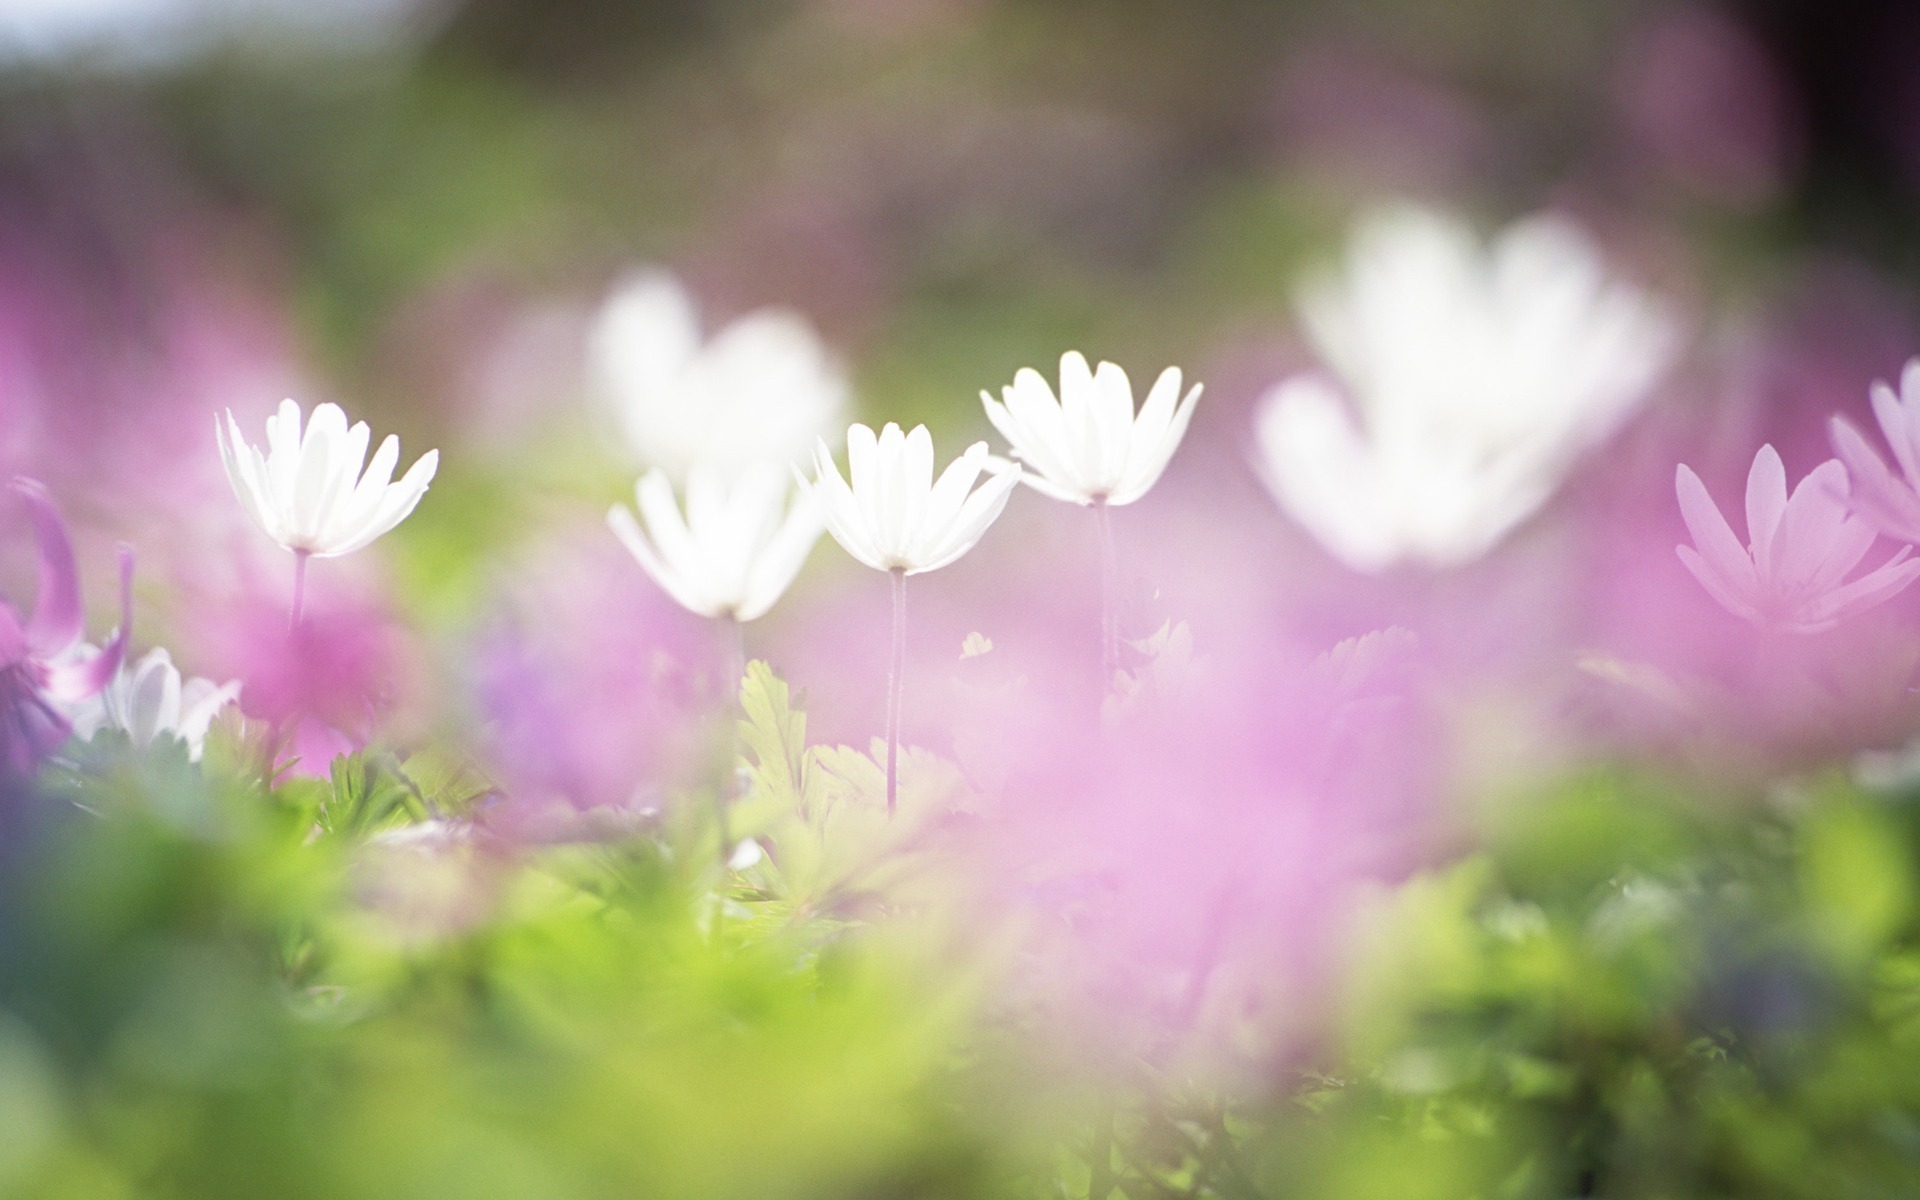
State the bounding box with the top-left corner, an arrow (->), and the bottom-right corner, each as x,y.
217,399 -> 439,559
803,422 -> 1020,818
589,270 -> 849,480
804,422 -> 1021,575
1254,204 -> 1680,572
982,351 -> 1202,507
607,465 -> 823,622
70,647 -> 240,762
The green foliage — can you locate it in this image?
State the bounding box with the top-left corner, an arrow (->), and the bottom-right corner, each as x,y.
732,661 -> 978,919
0,692 -> 1007,1200
22,671 -> 1920,1199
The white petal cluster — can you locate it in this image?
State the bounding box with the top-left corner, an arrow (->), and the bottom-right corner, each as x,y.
217,400 -> 439,558
982,351 -> 1202,506
805,423 -> 1021,575
607,465 -> 823,622
589,270 -> 849,481
70,647 -> 240,761
1254,204 -> 1680,572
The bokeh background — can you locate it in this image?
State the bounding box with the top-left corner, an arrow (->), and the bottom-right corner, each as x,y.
9,3 -> 1920,1198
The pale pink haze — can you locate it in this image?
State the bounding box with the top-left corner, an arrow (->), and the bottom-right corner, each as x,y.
981,351 -> 1202,506
1675,444 -> 1920,633
1829,357 -> 1920,547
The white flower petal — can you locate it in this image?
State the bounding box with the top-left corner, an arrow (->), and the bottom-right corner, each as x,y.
610,500 -> 714,618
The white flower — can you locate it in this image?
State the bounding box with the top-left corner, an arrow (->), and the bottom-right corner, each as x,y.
607,465 -> 823,622
70,647 -> 240,761
981,351 -> 1202,506
589,270 -> 849,480
217,399 -> 439,558
803,423 -> 1021,574
1254,204 -> 1679,571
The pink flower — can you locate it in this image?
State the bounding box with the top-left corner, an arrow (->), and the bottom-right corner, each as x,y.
0,480 -> 132,772
1829,358 -> 1920,546
1675,445 -> 1920,633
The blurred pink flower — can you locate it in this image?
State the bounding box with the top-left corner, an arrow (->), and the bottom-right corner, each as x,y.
1676,444 -> 1920,633
1830,358 -> 1920,546
194,578 -> 420,777
0,481 -> 132,773
965,618 -> 1445,1074
1613,7 -> 1802,204
471,526 -> 720,832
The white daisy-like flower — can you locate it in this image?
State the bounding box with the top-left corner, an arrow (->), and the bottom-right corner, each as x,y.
589,270 -> 849,481
607,465 -> 823,622
803,422 -> 1021,575
1254,204 -> 1680,572
69,647 -> 240,761
216,399 -> 439,559
981,351 -> 1202,506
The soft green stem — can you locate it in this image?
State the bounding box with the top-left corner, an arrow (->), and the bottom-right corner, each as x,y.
886,567 -> 906,817
1095,498 -> 1118,684
720,611 -> 746,699
288,549 -> 310,634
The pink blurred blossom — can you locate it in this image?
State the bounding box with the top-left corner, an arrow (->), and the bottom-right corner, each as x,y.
468,521 -> 723,837
0,482 -> 132,774
1612,6 -> 1803,204
1676,445 -> 1920,634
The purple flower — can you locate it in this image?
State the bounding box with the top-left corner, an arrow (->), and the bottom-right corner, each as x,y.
1675,445 -> 1920,634
0,480 -> 132,772
1829,358 -> 1920,545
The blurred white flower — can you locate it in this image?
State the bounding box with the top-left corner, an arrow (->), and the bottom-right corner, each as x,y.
70,647 -> 239,761
981,351 -> 1202,506
0,0 -> 440,68
804,422 -> 1021,575
589,270 -> 849,481
217,399 -> 439,559
1254,204 -> 1680,571
607,465 -> 823,622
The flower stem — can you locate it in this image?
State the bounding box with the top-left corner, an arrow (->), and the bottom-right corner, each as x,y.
714,612 -> 744,871
1095,498 -> 1118,683
288,550 -> 310,634
720,612 -> 746,701
886,566 -> 906,818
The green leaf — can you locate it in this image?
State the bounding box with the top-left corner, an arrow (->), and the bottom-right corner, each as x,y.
1801,799 -> 1914,966
732,660 -> 811,838
316,753 -> 432,840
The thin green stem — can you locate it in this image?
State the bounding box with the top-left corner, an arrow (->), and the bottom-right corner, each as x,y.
886,566 -> 906,817
1095,498 -> 1118,683
288,549 -> 310,634
720,611 -> 746,700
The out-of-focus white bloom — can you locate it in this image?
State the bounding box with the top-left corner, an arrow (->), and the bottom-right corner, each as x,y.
607,465 -> 823,622
804,423 -> 1021,575
1254,204 -> 1680,572
216,399 -> 439,558
981,351 -> 1202,506
69,647 -> 240,761
589,270 -> 849,481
